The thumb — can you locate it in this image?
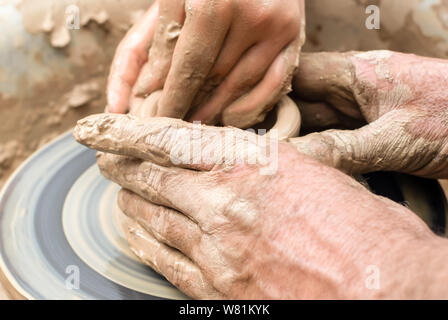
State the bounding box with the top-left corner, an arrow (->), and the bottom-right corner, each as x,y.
288,110 -> 432,176
293,52 -> 362,120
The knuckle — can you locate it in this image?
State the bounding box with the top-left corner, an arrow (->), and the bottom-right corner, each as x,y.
282,8 -> 301,32
223,198 -> 259,230
137,162 -> 175,200
96,153 -> 123,179
212,270 -> 240,293
117,189 -> 129,211
167,259 -> 187,287
250,4 -> 276,27
214,0 -> 232,16
187,0 -> 231,17
150,207 -> 173,239
96,152 -> 109,171
140,162 -> 163,188
187,0 -> 211,17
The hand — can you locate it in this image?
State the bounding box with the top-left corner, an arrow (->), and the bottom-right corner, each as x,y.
107,0 -> 305,129
106,1 -> 159,114
74,114 -> 448,299
290,51 -> 448,178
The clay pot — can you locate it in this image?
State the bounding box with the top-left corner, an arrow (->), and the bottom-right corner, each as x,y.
131,90 -> 301,140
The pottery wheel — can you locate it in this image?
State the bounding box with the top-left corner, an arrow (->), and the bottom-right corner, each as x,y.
0,131 -> 446,299
0,131 -> 186,299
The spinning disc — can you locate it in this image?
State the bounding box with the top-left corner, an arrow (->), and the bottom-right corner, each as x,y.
0,130 -> 446,299
62,163 -> 187,299
0,131 -> 184,299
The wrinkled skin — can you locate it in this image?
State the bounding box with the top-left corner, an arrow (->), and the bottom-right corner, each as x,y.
74,113 -> 448,299
290,51 -> 448,178
107,0 -> 305,129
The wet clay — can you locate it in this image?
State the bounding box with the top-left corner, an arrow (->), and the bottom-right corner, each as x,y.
304,0 -> 448,59
132,90 -> 301,140
0,1 -> 156,190
17,0 -> 154,47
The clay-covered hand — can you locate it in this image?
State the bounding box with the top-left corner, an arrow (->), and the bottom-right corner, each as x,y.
290,51 -> 448,178
74,113 -> 448,299
106,1 -> 159,114
107,0 -> 305,129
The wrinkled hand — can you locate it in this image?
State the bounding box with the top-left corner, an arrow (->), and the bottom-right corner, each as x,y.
107,0 -> 305,129
74,113 -> 448,299
291,51 -> 448,178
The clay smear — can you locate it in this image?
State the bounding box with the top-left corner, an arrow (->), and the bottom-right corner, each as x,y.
132,90 -> 301,141
17,0 -> 154,47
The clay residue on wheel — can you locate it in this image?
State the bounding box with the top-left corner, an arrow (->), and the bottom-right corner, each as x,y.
0,1 -> 158,191
0,77 -> 106,188
17,0 -> 154,47
304,0 -> 448,59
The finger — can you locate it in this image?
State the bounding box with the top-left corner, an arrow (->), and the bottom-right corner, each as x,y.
200,24 -> 259,93
188,41 -> 288,125
185,27 -> 262,112
73,113 -> 249,171
128,95 -> 144,115
295,100 -> 366,134
288,109 -> 439,176
124,217 -> 222,299
129,90 -> 162,118
107,1 -> 159,113
202,0 -> 305,94
221,37 -> 302,129
156,0 -> 232,118
133,0 -> 186,97
118,188 -> 202,261
292,52 -> 362,120
185,31 -> 260,114
97,152 -> 214,222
